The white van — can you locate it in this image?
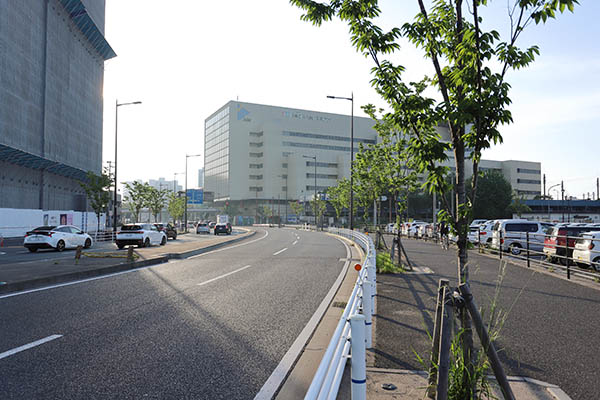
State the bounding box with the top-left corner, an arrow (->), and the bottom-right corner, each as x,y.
573,232 -> 600,271
491,219 -> 552,255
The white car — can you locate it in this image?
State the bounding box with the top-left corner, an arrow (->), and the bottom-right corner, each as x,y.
196,222 -> 210,234
24,225 -> 93,252
116,223 -> 167,249
573,232 -> 600,271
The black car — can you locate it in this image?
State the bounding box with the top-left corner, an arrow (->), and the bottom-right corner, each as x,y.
154,223 -> 177,240
214,222 -> 232,235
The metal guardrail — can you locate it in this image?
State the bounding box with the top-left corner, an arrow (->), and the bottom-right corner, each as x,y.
303,228 -> 376,400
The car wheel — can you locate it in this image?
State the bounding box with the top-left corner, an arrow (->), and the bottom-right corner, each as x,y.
56,240 -> 65,252
28,247 -> 38,253
117,244 -> 125,250
160,236 -> 166,246
592,257 -> 600,272
214,231 -> 218,235
143,238 -> 150,248
509,243 -> 521,255
172,234 -> 177,240
84,238 -> 92,249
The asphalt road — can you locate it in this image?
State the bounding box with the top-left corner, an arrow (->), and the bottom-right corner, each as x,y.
375,237 -> 600,400
0,227 -> 346,399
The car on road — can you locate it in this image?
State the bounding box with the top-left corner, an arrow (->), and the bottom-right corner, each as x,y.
24,225 -> 93,252
154,223 -> 177,240
196,222 -> 210,234
573,232 -> 600,270
491,219 -> 552,255
214,221 -> 232,235
116,223 -> 167,249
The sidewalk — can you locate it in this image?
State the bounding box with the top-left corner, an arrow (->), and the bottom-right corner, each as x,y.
0,230 -> 256,294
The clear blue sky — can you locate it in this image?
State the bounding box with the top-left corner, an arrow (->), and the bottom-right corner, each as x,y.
102,0 -> 600,199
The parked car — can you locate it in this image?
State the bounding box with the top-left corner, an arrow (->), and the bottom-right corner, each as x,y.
208,221 -> 216,229
470,219 -> 488,227
116,223 -> 167,249
468,220 -> 496,246
214,221 -> 232,235
573,232 -> 600,270
196,222 -> 210,234
403,221 -> 426,237
385,223 -> 397,233
154,223 -> 177,240
543,225 -> 600,264
491,219 -> 552,255
24,225 -> 93,252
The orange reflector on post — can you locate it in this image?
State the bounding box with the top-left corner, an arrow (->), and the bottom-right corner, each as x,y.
354,263 -> 362,271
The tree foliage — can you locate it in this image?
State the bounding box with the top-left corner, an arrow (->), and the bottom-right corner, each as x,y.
289,200 -> 304,219
471,170 -> 513,219
123,181 -> 150,223
80,168 -> 112,231
147,187 -> 170,222
168,193 -> 185,223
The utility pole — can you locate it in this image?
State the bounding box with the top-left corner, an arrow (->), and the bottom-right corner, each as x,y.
543,174 -> 546,199
597,177 -> 599,201
561,181 -> 565,223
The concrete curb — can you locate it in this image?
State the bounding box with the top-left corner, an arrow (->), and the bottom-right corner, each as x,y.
0,230 -> 256,295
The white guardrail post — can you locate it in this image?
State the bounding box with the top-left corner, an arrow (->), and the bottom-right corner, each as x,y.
362,280 -> 372,349
350,314 -> 367,400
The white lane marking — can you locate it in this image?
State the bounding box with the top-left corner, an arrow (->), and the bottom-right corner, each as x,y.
0,252 -> 6,255
292,240 -> 298,246
0,335 -> 63,360
254,238 -> 351,400
273,248 -> 288,256
189,230 -> 269,259
197,265 -> 251,287
0,230 -> 269,300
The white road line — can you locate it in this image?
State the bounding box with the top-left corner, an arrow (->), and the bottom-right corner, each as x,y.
0,335 -> 63,360
0,230 -> 269,300
197,265 -> 251,287
254,238 -> 352,400
292,240 -> 298,245
273,248 -> 288,256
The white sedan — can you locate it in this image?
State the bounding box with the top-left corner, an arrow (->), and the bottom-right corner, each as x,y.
24,225 -> 93,252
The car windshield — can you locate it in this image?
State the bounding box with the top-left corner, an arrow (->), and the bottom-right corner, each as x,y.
122,225 -> 142,231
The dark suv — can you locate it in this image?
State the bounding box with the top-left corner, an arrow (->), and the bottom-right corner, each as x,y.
214,222 -> 232,235
154,223 -> 177,240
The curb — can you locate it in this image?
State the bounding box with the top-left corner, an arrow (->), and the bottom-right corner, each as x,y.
0,230 -> 256,295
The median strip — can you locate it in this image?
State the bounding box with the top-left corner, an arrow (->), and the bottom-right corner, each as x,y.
0,335 -> 63,360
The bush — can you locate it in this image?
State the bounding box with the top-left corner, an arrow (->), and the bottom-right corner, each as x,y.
376,252 -> 404,274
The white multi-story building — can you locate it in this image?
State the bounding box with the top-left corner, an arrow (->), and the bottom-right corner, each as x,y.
204,101 -> 542,219
197,168 -> 204,188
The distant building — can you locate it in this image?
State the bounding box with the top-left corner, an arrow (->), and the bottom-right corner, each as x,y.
519,199 -> 600,223
149,177 -> 181,193
198,168 -> 204,188
204,101 -> 542,221
0,0 -> 115,211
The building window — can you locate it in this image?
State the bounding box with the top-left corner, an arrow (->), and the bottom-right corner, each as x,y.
517,179 -> 541,184
282,186 -> 287,192
249,163 -> 263,169
282,163 -> 288,168
249,186 -> 263,192
306,161 -> 338,168
249,131 -> 263,137
517,168 -> 541,175
283,141 -> 358,153
306,185 -> 329,191
249,152 -> 263,158
517,190 -> 541,195
307,173 -> 338,179
249,142 -> 263,148
249,175 -> 263,180
282,130 -> 375,144
283,152 -> 293,157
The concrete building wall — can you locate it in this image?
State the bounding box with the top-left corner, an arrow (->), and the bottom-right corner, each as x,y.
0,0 -> 107,210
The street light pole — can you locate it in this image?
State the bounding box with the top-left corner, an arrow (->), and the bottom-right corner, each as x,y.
327,93 -> 354,230
185,154 -> 202,232
303,155 -> 317,228
113,99 -> 141,236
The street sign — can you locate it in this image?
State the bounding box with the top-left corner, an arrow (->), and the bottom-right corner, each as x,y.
187,189 -> 203,204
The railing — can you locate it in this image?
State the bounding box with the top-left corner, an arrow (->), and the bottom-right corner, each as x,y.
303,228 -> 375,400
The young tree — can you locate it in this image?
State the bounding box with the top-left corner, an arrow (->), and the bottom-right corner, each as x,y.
167,193 -> 185,225
311,195 -> 327,229
291,0 -> 577,392
289,200 -> 304,221
123,181 -> 150,223
79,169 -> 112,234
327,178 -> 351,224
508,190 -> 533,218
147,187 -> 170,222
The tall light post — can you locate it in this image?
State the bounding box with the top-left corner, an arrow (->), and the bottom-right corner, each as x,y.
278,174 -> 288,225
173,172 -> 184,193
547,183 -> 561,220
303,155 -> 317,227
185,154 -> 202,232
327,93 -> 354,230
113,99 -> 142,235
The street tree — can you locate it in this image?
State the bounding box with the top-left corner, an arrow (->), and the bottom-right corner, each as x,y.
167,193 -> 185,225
311,195 -> 327,229
289,200 -> 304,220
291,0 -> 578,393
79,168 -> 112,234
147,186 -> 170,222
123,181 -> 150,223
508,190 -> 533,218
327,178 -> 351,224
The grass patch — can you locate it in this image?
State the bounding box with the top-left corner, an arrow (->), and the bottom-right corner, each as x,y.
376,252 -> 405,274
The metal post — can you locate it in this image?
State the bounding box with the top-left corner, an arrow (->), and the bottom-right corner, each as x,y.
350,93 -> 354,232
499,230 -> 503,260
185,157 -> 188,232
350,314 -> 367,400
565,232 -> 571,279
478,227 -> 481,253
526,232 -> 530,268
459,283 -> 516,400
362,280 -> 373,349
113,99 -> 118,235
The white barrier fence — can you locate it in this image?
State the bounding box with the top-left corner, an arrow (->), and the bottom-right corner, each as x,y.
0,208 -> 106,238
304,228 -> 376,400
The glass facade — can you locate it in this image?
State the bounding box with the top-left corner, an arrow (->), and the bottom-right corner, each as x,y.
205,107 -> 230,198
